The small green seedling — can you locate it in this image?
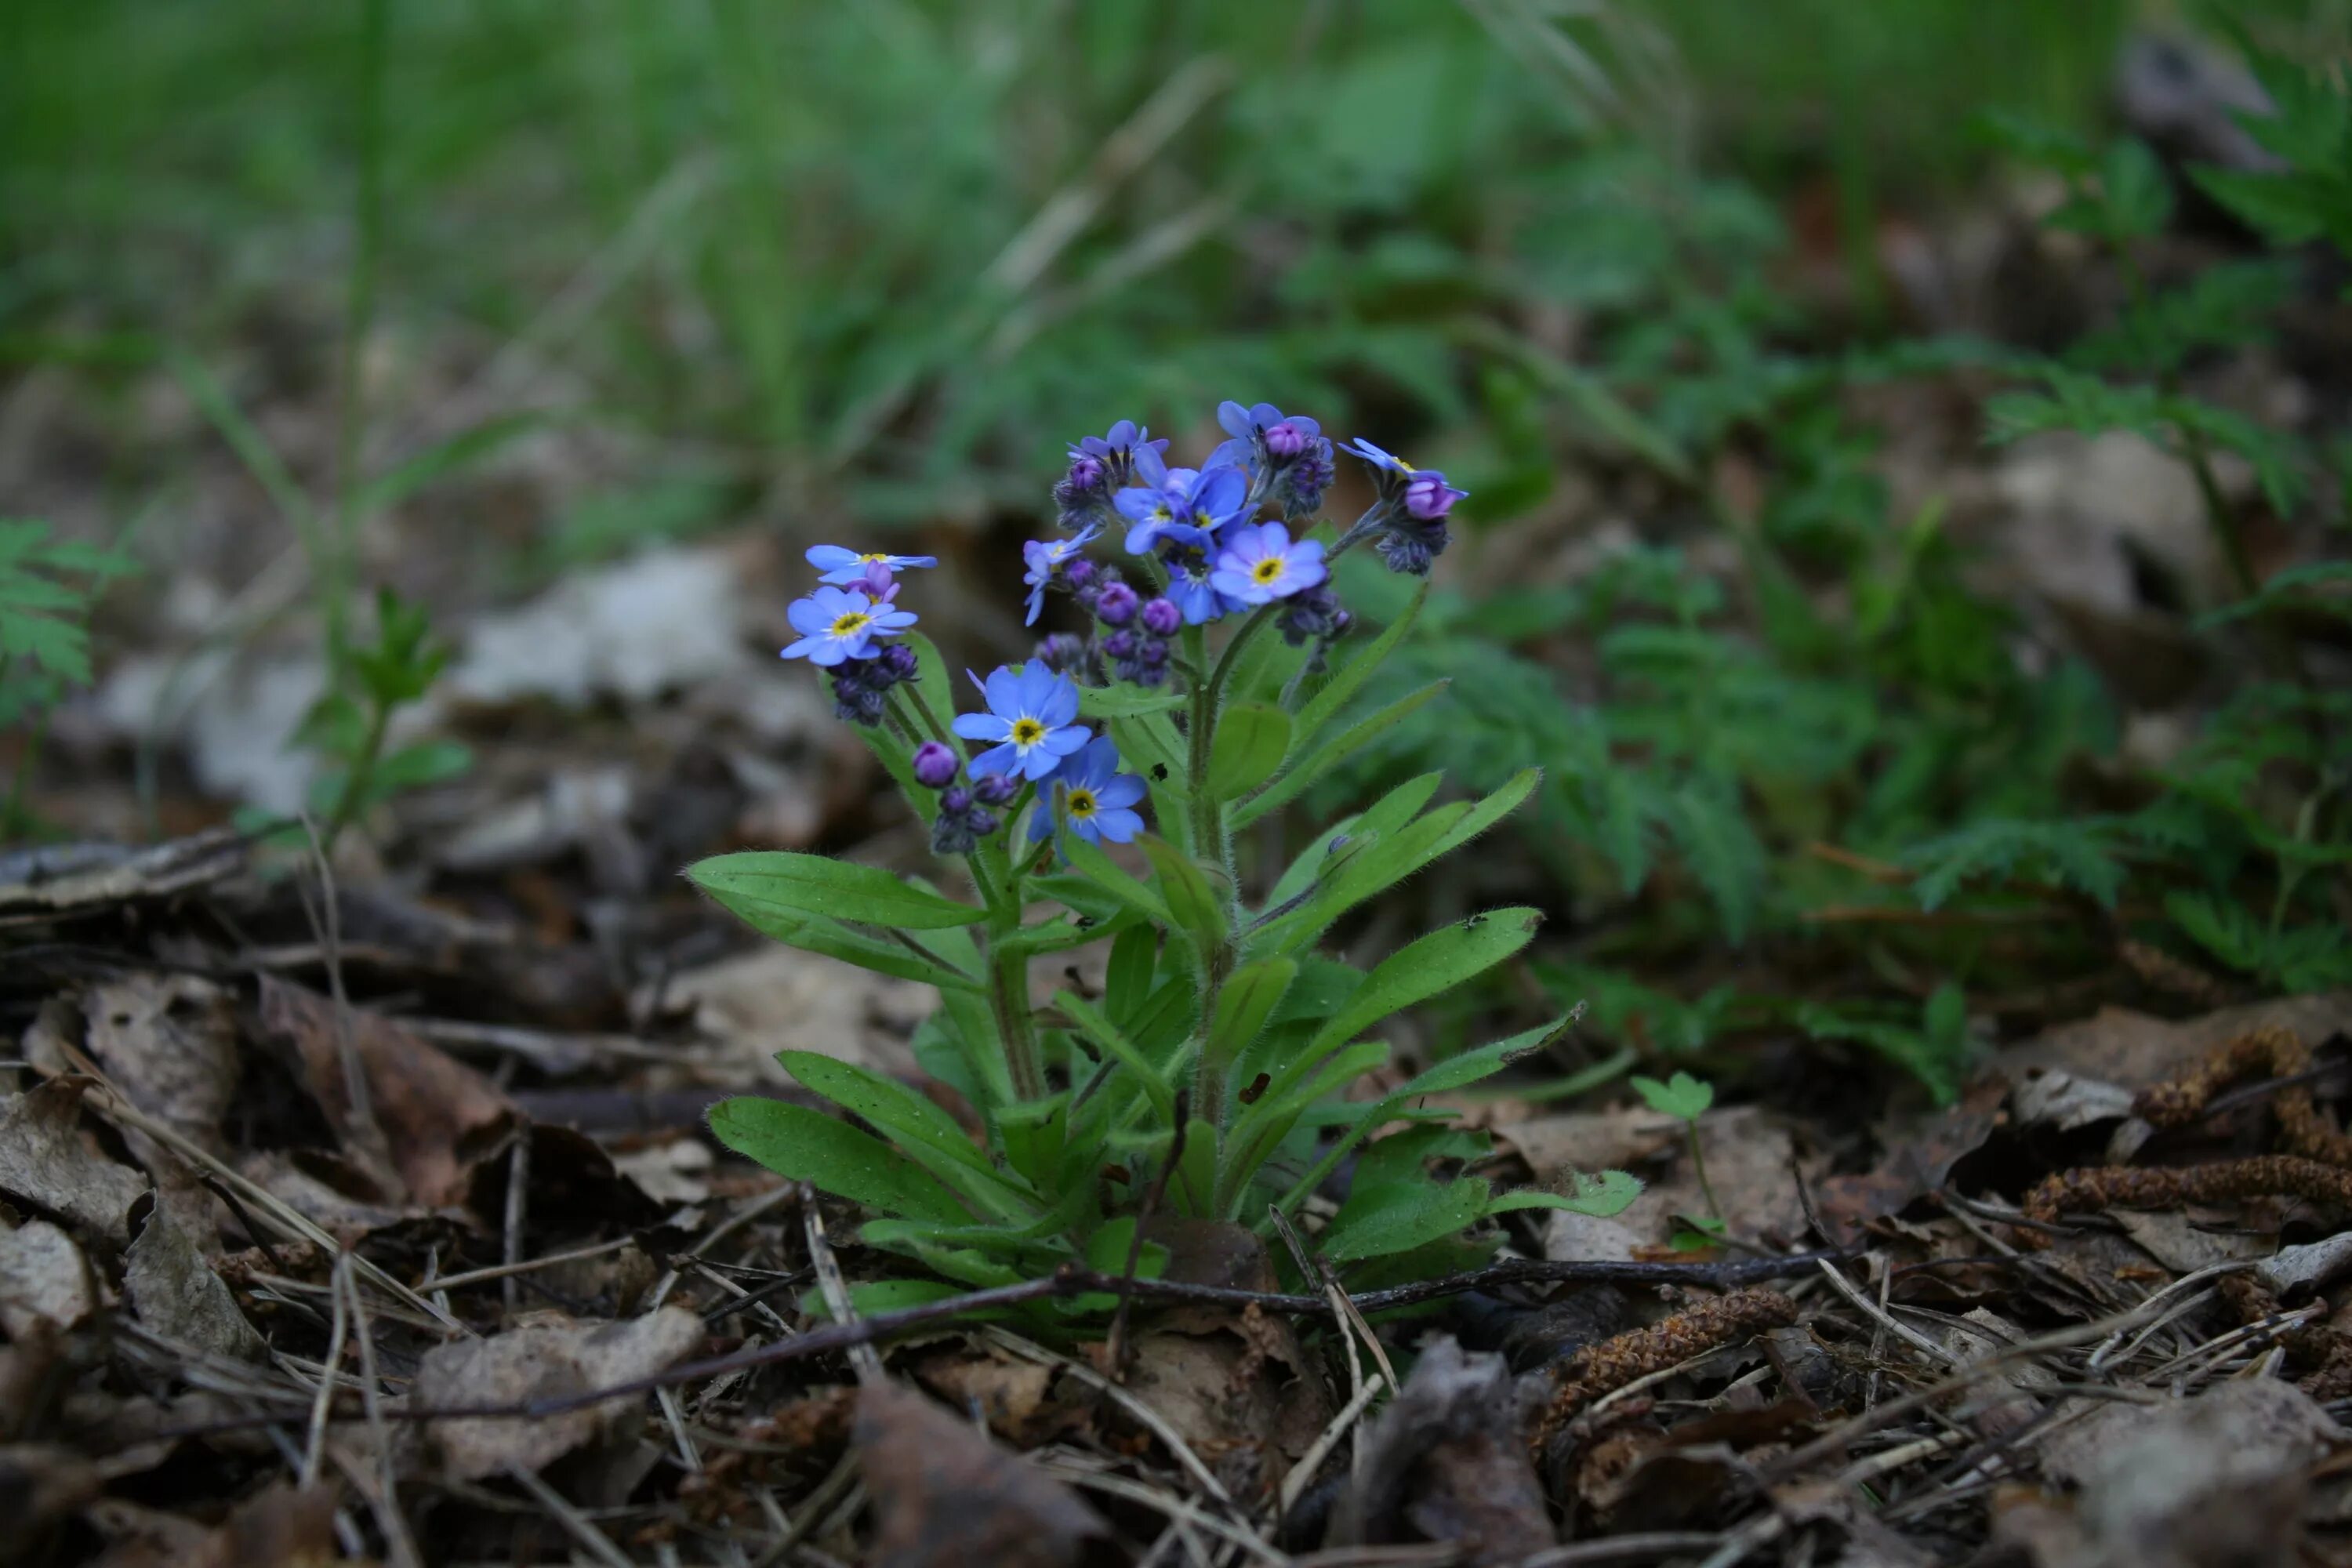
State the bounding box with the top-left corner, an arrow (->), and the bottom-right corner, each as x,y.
1631,1069 -> 1722,1247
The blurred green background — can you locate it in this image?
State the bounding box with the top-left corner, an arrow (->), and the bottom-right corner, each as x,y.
0,0 -> 2241,531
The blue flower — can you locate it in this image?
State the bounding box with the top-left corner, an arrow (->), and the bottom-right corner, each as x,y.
1210,521 -> 1327,604
782,586 -> 917,667
952,664 -> 1091,781
1116,454 -> 1250,554
1163,550 -> 1243,625
1071,419 -> 1169,474
1021,523 -> 1100,625
1341,437 -> 1410,474
1209,401 -> 1322,471
1029,736 -> 1146,848
805,545 -> 939,586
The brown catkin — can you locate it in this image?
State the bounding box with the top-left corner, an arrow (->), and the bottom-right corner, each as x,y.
2129,1025 -> 2352,1165
1534,1289 -> 1798,1451
2118,938 -> 2238,1009
2015,1155 -> 2352,1250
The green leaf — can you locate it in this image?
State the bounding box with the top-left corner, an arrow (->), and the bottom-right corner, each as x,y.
1136,835 -> 1229,949
1205,957 -> 1294,1077
1105,924 -> 1159,1030
1489,1168 -> 1642,1219
1230,680 -> 1447,829
692,894 -> 980,993
706,1098 -> 968,1222
778,1051 -> 1034,1217
1055,990 -> 1179,1125
1297,909 -> 1543,1069
1321,1178 -> 1490,1262
1628,1070 -> 1713,1122
1058,822 -> 1175,926
1205,701 -> 1291,800
2162,890 -> 2264,975
2099,137 -> 2172,240
370,739 -> 472,794
1082,1217 -> 1169,1279
690,851 -> 985,929
1080,684 -> 1187,719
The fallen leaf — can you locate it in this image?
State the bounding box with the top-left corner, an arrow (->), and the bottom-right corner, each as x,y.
1517,1105 -> 1820,1261
2054,1378 -> 2343,1568
0,1218 -> 98,1335
854,1381 -> 1107,1568
2111,1208 -> 2272,1274
411,1305 -> 702,1479
0,1319 -> 66,1442
258,976 -> 518,1209
2005,993 -> 2352,1087
911,1346 -> 1071,1446
125,1196 -> 267,1363
2011,1069 -> 2136,1134
0,828 -> 247,919
663,944 -> 933,1082
0,1080 -> 147,1247
1815,1077 -> 2009,1242
609,1139 -> 713,1207
79,974 -> 240,1160
0,1443 -> 106,1531
86,1481 -> 342,1568
1327,1336 -> 1552,1561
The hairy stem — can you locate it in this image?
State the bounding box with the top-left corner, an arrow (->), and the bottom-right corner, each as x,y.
988,930 -> 1044,1102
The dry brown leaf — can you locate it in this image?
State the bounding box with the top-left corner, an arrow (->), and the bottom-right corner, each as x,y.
2111,1207 -> 2272,1274
2005,993 -> 2352,1087
0,1218 -> 98,1335
2046,1378 -> 2343,1568
1519,1105 -> 1819,1261
78,974 -> 240,1160
124,1197 -> 267,1363
1327,1336 -> 1552,1562
663,944 -> 933,1082
85,1481 -> 343,1568
0,1080 -> 147,1247
257,976 -> 517,1209
0,1319 -> 66,1443
910,1346 -> 1071,1446
410,1305 -> 702,1479
854,1381 -> 1107,1568
1814,1076 -> 2009,1242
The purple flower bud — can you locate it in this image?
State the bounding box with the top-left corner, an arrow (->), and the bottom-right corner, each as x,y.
1064,453 -> 1105,494
1140,638 -> 1169,666
1139,597 -> 1181,637
1095,582 -> 1139,626
940,786 -> 974,816
973,773 -> 1018,807
860,561 -> 896,596
964,808 -> 999,838
1065,557 -> 1098,592
877,643 -> 919,681
1102,630 -> 1136,660
1265,420 -> 1308,459
1403,470 -> 1460,521
912,741 -> 959,789
1034,632 -> 1089,673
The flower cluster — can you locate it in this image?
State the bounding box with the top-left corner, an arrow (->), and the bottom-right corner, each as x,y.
778,399 -> 1467,855
782,550 -> 935,725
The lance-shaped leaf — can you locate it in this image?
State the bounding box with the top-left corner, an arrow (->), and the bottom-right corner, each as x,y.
1205,701 -> 1291,800
707,1098 -> 968,1222
1136,836 -> 1229,949
691,851 -> 985,930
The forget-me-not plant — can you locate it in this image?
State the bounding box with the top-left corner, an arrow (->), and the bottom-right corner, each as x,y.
692,401 -> 1635,1323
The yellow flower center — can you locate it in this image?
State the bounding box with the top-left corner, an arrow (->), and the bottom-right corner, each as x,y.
1011,717 -> 1045,746
1067,789 -> 1097,818
861,552 -> 893,564
1250,557 -> 1285,585
829,611 -> 873,637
